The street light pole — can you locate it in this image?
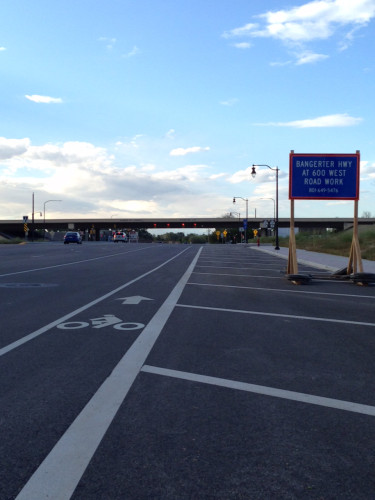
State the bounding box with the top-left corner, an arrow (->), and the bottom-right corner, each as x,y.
44,200 -> 62,240
251,165 -> 279,250
260,198 -> 275,220
233,197 -> 248,243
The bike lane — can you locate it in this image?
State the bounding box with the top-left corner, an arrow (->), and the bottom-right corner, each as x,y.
1,246 -> 199,500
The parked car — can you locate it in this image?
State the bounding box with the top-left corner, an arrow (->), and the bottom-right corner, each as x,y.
113,231 -> 127,242
63,231 -> 82,244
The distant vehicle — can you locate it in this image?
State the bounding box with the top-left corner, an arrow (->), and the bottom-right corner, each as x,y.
63,231 -> 82,244
128,230 -> 139,243
113,231 -> 127,243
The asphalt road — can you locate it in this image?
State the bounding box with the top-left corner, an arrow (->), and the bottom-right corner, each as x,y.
1,242 -> 375,499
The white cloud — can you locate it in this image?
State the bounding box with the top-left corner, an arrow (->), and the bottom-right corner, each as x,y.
165,129 -> 176,139
233,42 -> 252,49
222,23 -> 258,39
0,137 -> 223,219
260,0 -> 374,42
227,166 -> 254,184
209,173 -> 226,180
98,37 -> 117,50
25,95 -> 63,104
295,51 -> 329,64
270,60 -> 292,67
0,137 -> 30,160
1,135 -> 371,221
220,98 -> 238,106
255,113 -> 363,128
223,0 -> 375,62
122,45 -> 140,58
360,161 -> 375,178
170,146 -> 210,156
0,47 -> 6,51
154,165 -> 209,182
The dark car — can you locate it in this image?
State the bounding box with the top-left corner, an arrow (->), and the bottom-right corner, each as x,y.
63,231 -> 82,244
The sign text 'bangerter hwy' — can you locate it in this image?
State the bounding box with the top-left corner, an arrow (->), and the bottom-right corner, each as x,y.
289,152 -> 360,200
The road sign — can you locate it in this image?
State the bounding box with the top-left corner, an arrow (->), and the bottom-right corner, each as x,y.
23,216 -> 28,223
289,153 -> 360,200
243,219 -> 248,229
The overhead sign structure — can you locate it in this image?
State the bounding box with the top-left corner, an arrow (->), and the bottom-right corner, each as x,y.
289,153 -> 360,200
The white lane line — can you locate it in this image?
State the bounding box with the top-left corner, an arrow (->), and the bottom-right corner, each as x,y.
0,245 -> 154,278
141,365 -> 375,417
198,259 -> 278,263
195,265 -> 282,272
193,271 -> 285,280
187,281 -> 375,300
176,304 -> 375,327
15,247 -> 202,500
0,248 -> 191,358
193,271 -> 349,283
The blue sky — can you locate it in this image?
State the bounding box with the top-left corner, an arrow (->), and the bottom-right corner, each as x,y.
1,0 -> 375,224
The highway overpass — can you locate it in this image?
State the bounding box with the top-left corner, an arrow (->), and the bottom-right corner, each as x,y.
1,217 -> 374,239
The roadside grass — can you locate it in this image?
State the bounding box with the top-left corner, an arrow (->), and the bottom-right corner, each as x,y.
260,226 -> 375,261
0,237 -> 25,244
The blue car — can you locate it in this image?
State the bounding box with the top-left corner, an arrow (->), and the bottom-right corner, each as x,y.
63,231 -> 82,244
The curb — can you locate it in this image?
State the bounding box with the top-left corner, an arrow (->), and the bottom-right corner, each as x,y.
250,246 -> 338,272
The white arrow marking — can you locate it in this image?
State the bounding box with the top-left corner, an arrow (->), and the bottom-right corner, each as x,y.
116,296 -> 154,305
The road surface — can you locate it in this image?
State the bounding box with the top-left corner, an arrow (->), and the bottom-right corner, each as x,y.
1,242 -> 374,499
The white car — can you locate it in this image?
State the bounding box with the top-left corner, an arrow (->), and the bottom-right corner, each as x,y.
113,231 -> 127,242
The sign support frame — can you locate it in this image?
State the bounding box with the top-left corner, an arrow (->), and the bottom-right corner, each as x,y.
348,197 -> 363,274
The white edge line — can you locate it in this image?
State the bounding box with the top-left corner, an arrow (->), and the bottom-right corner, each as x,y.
0,247 -> 191,357
187,281 -> 375,300
141,365 -> 375,417
176,304 -> 375,327
15,247 -> 203,500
